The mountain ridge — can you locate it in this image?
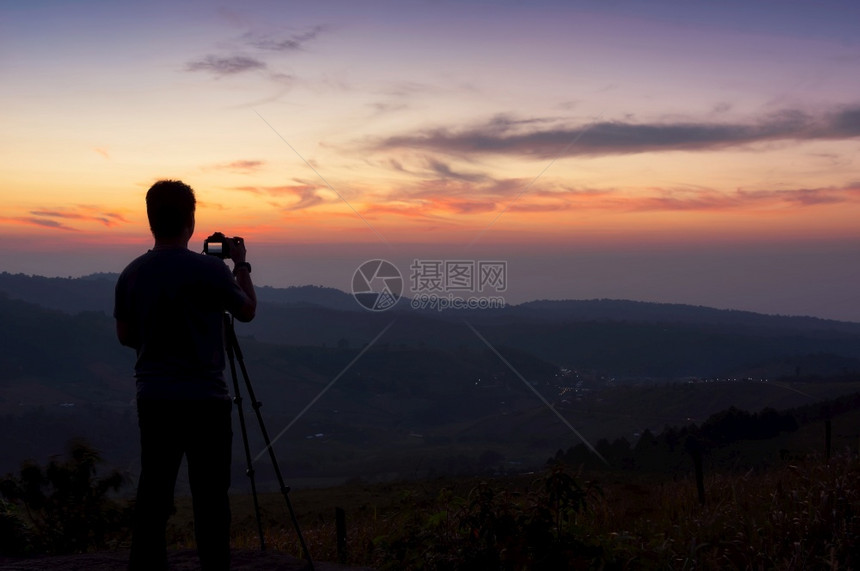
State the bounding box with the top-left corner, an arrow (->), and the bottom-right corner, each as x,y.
2,272 -> 860,481
2,271 -> 858,333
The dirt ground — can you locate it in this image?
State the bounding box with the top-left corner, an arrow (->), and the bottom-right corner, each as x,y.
0,549 -> 374,570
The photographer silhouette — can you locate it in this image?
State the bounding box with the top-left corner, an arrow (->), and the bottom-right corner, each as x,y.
115,179 -> 256,571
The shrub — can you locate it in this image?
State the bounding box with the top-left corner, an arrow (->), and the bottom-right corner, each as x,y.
372,465 -> 604,569
0,439 -> 128,555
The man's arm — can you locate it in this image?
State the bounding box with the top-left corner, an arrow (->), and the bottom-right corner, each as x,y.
230,237 -> 257,322
116,319 -> 140,349
114,275 -> 140,349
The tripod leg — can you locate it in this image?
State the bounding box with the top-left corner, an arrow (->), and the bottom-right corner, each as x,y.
227,323 -> 315,570
226,328 -> 267,551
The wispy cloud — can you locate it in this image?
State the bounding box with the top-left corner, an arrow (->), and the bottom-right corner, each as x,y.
371,176 -> 860,217
505,202 -> 572,213
366,80 -> 448,115
368,101 -> 410,115
186,25 -> 324,80
506,188 -> 610,213
210,159 -> 267,173
537,183 -> 860,213
830,106 -> 860,136
21,207 -> 130,229
186,55 -> 267,76
381,175 -> 527,206
426,158 -> 488,183
372,106 -> 860,159
362,200 -> 494,221
283,186 -> 324,210
230,183 -> 325,210
367,176 -> 531,218
2,217 -> 81,232
742,187 -> 846,207
244,26 -> 324,52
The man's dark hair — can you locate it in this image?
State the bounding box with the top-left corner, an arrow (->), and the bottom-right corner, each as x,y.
146,180 -> 196,239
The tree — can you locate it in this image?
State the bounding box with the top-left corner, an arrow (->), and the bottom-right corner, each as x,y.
0,439 -> 127,554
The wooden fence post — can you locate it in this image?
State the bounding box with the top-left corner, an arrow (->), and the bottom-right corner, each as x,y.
336,506 -> 347,563
692,448 -> 705,506
685,436 -> 706,506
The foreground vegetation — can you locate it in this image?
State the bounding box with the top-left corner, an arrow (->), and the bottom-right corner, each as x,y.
225,450 -> 855,570
1,403 -> 858,569
2,453 -> 859,569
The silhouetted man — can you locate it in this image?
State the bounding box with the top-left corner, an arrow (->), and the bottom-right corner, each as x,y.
115,179 -> 256,570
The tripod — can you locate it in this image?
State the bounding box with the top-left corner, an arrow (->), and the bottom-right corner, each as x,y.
224,314 -> 314,570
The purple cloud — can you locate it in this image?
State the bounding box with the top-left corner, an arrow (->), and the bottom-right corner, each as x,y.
373,106 -> 860,159
186,55 -> 266,76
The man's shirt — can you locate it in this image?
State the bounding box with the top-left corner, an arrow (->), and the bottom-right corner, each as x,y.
114,246 -> 250,400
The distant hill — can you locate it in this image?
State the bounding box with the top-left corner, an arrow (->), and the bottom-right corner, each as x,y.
4,272 -> 860,378
0,272 -> 360,314
0,272 -> 117,315
2,273 -> 860,482
0,294 -> 127,382
255,284 -> 358,311
4,270 -> 860,330
509,299 -> 860,334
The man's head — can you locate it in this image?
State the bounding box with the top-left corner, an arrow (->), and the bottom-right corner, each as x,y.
146,180 -> 196,240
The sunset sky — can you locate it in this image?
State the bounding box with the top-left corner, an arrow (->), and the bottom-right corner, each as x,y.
2,1 -> 860,320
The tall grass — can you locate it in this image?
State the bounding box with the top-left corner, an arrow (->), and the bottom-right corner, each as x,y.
223,452 -> 859,569
5,444 -> 854,568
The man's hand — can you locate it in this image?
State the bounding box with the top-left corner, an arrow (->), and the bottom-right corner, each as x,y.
229,237 -> 248,264
229,236 -> 256,322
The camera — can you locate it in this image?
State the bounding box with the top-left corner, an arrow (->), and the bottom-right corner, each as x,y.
203,232 -> 241,259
